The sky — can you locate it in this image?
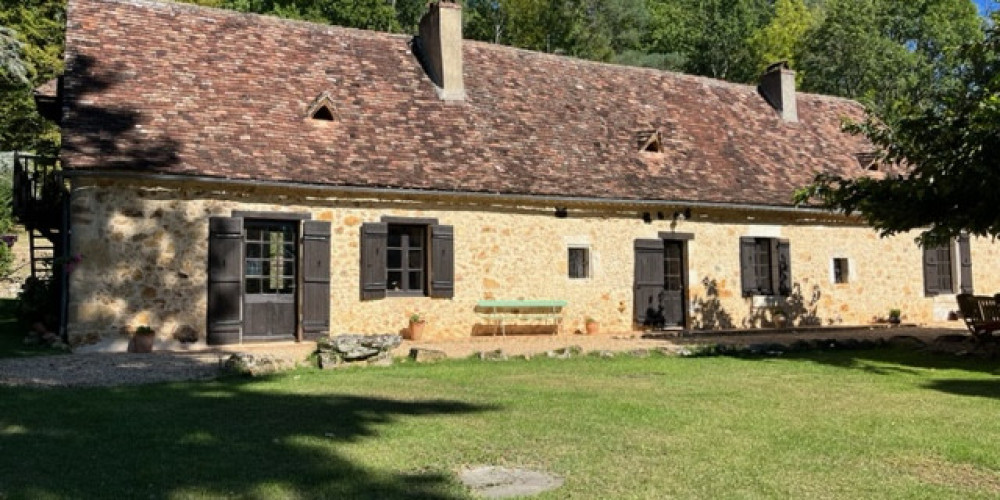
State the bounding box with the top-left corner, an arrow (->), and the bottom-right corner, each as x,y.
976,0 -> 996,14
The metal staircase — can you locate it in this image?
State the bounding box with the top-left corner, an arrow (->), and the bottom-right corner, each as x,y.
12,153 -> 67,281
11,153 -> 69,337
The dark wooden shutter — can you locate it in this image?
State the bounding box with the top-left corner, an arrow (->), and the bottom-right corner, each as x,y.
430,224 -> 454,298
958,235 -> 973,294
301,220 -> 331,339
360,222 -> 388,300
207,217 -> 243,345
923,244 -> 939,296
776,239 -> 791,296
739,237 -> 757,297
634,239 -> 665,325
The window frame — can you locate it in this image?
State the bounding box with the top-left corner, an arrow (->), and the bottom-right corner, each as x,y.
385,223 -> 427,296
360,217 -> 454,301
923,236 -> 972,297
831,257 -> 850,284
740,237 -> 791,297
567,245 -> 591,280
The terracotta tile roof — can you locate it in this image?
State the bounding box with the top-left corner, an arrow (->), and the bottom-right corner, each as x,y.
61,0 -> 873,207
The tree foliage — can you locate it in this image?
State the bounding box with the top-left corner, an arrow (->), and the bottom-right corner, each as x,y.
0,0 -> 64,155
750,0 -> 814,79
799,0 -> 982,115
795,13 -> 1000,245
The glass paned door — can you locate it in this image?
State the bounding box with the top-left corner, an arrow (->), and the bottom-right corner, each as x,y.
244,221 -> 297,338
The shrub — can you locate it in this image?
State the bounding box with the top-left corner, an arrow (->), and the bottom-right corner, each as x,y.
16,276 -> 57,327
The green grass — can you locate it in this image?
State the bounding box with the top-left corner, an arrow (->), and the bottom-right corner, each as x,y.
1,349 -> 998,498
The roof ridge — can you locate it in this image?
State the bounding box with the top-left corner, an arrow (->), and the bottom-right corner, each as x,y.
75,0 -> 413,42
82,0 -> 861,107
462,37 -> 863,106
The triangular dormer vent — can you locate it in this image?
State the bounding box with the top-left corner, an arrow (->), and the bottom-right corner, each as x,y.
637,130 -> 663,153
307,93 -> 337,121
856,152 -> 879,171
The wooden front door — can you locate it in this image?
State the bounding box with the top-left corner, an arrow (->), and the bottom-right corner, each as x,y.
243,221 -> 297,340
661,240 -> 686,327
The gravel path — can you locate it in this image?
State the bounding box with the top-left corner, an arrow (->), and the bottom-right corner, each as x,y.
0,326 -> 963,388
0,352 -> 226,388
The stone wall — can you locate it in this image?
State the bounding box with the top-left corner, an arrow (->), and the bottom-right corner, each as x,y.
66,179 -> 1000,344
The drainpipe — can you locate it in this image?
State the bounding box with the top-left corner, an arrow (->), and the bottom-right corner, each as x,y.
58,176 -> 70,342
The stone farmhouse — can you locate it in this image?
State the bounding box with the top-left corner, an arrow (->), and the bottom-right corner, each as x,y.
19,0 -> 999,345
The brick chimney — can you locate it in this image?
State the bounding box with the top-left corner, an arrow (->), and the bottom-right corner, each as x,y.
758,61 -> 797,123
417,1 -> 465,101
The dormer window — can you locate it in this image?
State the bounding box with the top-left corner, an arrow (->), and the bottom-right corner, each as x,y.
311,105 -> 334,121
856,152 -> 879,171
307,92 -> 337,122
637,129 -> 663,153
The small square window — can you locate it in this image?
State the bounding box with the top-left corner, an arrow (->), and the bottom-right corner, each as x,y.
568,247 -> 590,279
833,258 -> 849,284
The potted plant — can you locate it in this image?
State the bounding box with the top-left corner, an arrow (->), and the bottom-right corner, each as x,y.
129,325 -> 155,353
773,311 -> 788,328
888,309 -> 902,325
585,317 -> 599,335
408,313 -> 426,341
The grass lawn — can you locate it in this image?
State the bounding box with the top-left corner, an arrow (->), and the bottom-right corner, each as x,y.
1,348 -> 998,498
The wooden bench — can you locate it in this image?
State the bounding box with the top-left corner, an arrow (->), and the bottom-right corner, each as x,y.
956,293 -> 1000,339
476,299 -> 567,336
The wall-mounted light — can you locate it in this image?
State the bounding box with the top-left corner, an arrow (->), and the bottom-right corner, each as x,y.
672,208 -> 692,221
554,207 -> 568,218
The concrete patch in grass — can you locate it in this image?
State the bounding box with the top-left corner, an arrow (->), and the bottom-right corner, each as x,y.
459,466 -> 563,498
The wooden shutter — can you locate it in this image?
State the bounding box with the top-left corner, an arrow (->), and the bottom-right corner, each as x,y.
958,235 -> 973,294
923,244 -> 939,296
739,237 -> 757,297
776,239 -> 791,296
360,222 -> 388,300
301,220 -> 331,339
429,224 -> 455,299
634,239 -> 665,325
207,217 -> 243,345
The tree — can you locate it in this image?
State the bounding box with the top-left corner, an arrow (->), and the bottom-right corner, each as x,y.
0,26 -> 29,86
0,0 -> 64,155
220,0 -> 400,32
794,14 -> 1000,246
681,0 -> 772,82
749,0 -> 815,78
798,0 -> 982,116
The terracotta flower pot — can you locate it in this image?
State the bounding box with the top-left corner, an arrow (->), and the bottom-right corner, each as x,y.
585,321 -> 599,335
408,321 -> 426,341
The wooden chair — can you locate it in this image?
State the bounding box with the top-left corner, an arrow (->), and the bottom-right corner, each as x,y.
955,293 -> 1000,340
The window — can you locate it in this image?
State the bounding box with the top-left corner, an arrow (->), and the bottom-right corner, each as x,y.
386,225 -> 426,294
568,247 -> 590,279
923,236 -> 972,296
832,258 -> 849,284
307,92 -> 337,121
311,105 -> 334,121
739,237 -> 791,296
636,129 -> 663,153
244,222 -> 296,295
360,219 -> 454,300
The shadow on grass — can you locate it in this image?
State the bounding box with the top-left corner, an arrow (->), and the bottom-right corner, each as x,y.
0,378 -> 495,498
923,379 -> 1000,400
694,343 -> 1000,399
